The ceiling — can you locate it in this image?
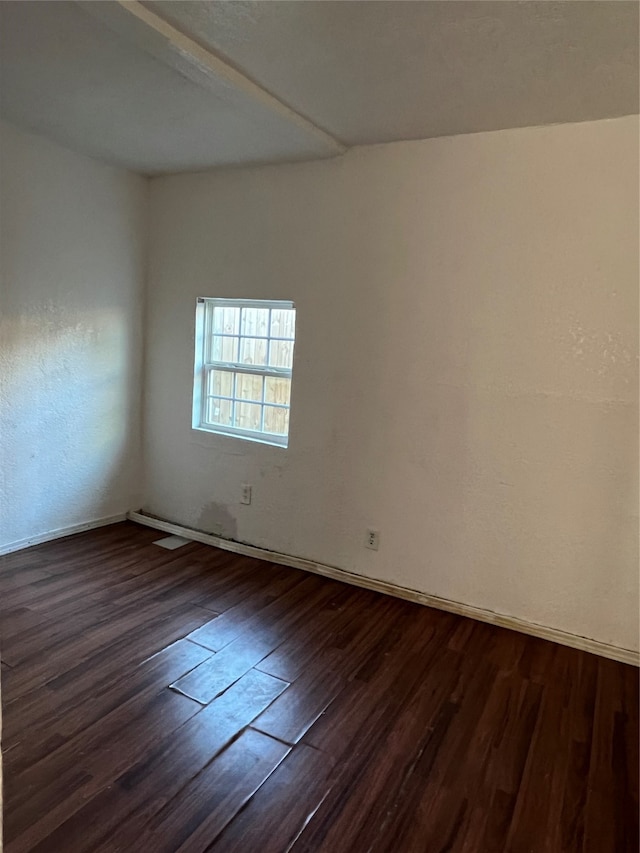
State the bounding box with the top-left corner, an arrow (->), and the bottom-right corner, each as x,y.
1,1 -> 638,175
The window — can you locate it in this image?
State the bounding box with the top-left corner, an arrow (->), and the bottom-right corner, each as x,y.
193,298 -> 296,447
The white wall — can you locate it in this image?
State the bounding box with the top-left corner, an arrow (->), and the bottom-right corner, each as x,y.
0,122 -> 147,550
144,116 -> 639,653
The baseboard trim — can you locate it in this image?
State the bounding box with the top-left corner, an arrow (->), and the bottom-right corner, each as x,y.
127,511 -> 639,667
0,513 -> 128,557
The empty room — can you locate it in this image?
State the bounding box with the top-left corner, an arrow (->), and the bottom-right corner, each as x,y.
0,1 -> 638,851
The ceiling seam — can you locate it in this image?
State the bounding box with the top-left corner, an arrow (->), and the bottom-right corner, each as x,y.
100,0 -> 347,156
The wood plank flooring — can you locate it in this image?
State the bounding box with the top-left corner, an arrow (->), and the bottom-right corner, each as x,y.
0,521 -> 637,852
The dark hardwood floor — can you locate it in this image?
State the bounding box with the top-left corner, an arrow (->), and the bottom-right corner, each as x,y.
1,521 -> 637,852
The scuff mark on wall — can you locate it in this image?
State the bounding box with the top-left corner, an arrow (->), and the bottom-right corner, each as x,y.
560,311 -> 635,384
196,501 -> 238,540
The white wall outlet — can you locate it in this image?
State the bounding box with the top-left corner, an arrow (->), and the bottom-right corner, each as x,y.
240,484 -> 252,505
365,528 -> 380,550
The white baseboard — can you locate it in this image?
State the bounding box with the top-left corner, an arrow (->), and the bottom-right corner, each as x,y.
128,511 -> 639,667
0,513 -> 128,557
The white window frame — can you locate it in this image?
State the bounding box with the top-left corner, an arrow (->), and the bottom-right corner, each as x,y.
192,297 -> 295,448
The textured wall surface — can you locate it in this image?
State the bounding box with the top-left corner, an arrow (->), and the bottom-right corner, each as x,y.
144,115 -> 639,653
0,121 -> 147,550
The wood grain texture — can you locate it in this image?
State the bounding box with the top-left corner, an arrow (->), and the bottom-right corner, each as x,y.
1,521 -> 637,852
206,742 -> 334,853
136,728 -> 291,852
170,629 -> 277,704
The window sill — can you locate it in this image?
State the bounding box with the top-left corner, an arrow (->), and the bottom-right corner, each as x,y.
192,424 -> 288,449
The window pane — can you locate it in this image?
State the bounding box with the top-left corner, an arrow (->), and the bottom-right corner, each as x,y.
236,373 -> 263,403
239,337 -> 268,366
270,309 -> 295,340
264,406 -> 289,435
206,397 -> 233,426
212,335 -> 238,362
234,401 -> 262,431
241,307 -> 269,337
265,376 -> 291,406
268,339 -> 294,369
196,299 -> 295,444
212,306 -> 239,335
207,369 -> 233,398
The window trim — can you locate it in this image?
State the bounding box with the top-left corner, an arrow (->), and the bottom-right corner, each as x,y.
192,297 -> 295,448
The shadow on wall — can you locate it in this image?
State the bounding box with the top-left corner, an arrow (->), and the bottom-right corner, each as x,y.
577,405 -> 639,646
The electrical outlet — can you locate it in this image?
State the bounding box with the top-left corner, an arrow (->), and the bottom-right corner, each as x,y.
240,484 -> 252,505
365,528 -> 380,551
